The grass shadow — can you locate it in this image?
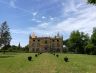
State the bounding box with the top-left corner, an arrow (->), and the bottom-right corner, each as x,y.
0,55 -> 14,58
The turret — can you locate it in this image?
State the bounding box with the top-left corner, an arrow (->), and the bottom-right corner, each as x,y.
32,32 -> 36,38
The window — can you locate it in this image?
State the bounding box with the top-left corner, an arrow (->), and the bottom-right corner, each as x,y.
38,39 -> 40,42
52,40 -> 54,42
57,40 -> 59,42
45,40 -> 48,44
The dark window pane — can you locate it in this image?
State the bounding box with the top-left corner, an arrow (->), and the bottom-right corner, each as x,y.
45,40 -> 47,44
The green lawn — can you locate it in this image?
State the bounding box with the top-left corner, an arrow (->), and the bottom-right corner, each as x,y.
0,53 -> 96,73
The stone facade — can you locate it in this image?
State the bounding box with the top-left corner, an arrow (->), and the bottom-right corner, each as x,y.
29,33 -> 63,52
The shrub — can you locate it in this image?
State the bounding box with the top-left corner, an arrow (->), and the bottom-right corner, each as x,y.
53,53 -> 55,56
64,57 -> 69,62
56,54 -> 59,57
28,56 -> 32,61
35,54 -> 38,57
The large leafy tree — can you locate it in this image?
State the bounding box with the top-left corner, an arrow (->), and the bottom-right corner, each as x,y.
68,30 -> 89,54
88,0 -> 96,4
68,30 -> 81,53
85,40 -> 94,55
0,21 -> 11,51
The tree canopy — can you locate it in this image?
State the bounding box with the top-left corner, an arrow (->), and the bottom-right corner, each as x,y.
0,21 -> 11,47
88,0 -> 96,4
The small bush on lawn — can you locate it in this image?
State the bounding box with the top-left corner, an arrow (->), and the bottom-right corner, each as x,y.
56,54 -> 59,57
64,56 -> 69,62
35,54 -> 38,57
53,53 -> 55,56
28,56 -> 32,61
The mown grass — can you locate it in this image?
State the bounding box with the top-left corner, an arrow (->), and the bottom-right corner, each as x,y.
0,53 -> 96,73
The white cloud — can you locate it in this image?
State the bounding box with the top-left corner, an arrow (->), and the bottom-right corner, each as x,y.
42,16 -> 46,19
50,17 -> 54,20
10,0 -> 16,8
54,3 -> 96,36
31,18 -> 42,23
38,22 -> 49,28
11,29 -> 30,35
30,1 -> 96,36
64,0 -> 78,13
32,12 -> 38,16
36,20 -> 42,23
31,18 -> 36,21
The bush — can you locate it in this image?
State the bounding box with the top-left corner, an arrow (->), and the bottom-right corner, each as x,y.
40,53 -> 42,54
28,56 -> 32,61
64,57 -> 69,62
56,54 -> 59,57
53,53 -> 55,56
35,54 -> 38,57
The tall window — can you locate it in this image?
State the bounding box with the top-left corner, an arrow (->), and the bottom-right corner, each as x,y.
57,39 -> 59,42
45,40 -> 47,44
38,39 -> 40,42
52,40 -> 54,42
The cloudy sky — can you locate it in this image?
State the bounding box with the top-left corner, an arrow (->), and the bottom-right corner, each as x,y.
0,0 -> 96,46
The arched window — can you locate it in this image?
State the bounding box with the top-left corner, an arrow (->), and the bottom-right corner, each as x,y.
45,40 -> 47,44
57,39 -> 59,42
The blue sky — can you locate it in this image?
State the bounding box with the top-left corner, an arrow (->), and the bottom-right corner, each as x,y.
0,0 -> 96,46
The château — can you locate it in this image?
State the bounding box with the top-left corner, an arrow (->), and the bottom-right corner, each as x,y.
29,32 -> 63,52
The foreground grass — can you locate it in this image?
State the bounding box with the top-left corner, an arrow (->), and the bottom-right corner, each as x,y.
0,53 -> 96,73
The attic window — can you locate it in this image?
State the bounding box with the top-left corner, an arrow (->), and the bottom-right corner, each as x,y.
38,40 -> 40,42
57,40 -> 59,42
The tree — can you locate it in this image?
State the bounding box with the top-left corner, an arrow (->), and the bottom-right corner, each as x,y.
85,40 -> 94,55
68,30 -> 89,54
0,41 -> 1,47
23,45 -> 29,52
10,45 -> 18,52
0,21 -> 11,53
68,31 -> 80,53
91,27 -> 96,45
87,0 -> 96,4
91,27 -> 96,55
0,34 -> 1,47
18,42 -> 21,49
80,32 -> 89,53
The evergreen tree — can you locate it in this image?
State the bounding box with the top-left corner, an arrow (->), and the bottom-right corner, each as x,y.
18,42 -> 21,49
